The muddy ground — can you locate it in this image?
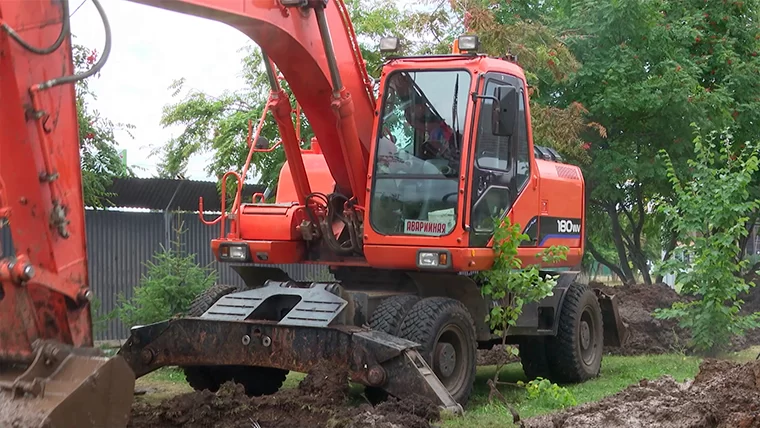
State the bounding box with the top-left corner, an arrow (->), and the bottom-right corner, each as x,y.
128,363 -> 440,428
594,280 -> 760,355
525,358 -> 760,428
128,281 -> 760,428
477,344 -> 520,366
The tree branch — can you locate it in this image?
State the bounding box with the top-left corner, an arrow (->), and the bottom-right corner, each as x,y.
656,231 -> 679,283
634,183 -> 646,242
737,210 -> 760,263
587,240 -> 627,283
606,202 -> 635,283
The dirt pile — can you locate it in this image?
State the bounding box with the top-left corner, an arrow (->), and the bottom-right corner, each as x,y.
477,344 -> 520,366
593,280 -> 760,355
128,363 -> 440,428
525,358 -> 760,428
594,282 -> 691,355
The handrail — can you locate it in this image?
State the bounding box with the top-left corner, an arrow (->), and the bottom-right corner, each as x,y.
197,171 -> 242,239
197,197 -> 222,226
237,98 -> 274,213
198,94 -> 273,237
220,171 -> 242,239
252,192 -> 266,203
252,139 -> 283,153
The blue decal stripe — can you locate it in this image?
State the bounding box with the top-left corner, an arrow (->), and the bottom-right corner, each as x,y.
539,234 -> 581,246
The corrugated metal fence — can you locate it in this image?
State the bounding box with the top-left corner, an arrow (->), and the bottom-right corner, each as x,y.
1,210 -> 330,341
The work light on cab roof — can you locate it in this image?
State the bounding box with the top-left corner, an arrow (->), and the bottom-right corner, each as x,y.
379,36 -> 400,53
456,35 -> 479,52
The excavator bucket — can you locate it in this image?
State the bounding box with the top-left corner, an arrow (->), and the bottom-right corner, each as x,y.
0,340 -> 135,428
119,281 -> 463,414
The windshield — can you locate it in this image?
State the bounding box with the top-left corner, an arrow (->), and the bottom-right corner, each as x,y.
370,69 -> 471,237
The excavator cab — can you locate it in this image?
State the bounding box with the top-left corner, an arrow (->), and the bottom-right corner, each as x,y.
362,39 -> 582,264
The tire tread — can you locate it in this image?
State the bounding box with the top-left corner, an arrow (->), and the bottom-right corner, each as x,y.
398,297 -> 477,405
546,283 -> 603,383
369,294 -> 420,335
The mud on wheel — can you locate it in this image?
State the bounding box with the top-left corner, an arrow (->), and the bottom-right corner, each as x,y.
398,297 -> 477,405
546,282 -> 604,383
365,294 -> 420,402
182,284 -> 289,396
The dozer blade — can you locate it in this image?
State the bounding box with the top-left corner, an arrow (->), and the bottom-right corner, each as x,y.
0,340 -> 135,428
595,288 -> 630,348
119,281 -> 463,414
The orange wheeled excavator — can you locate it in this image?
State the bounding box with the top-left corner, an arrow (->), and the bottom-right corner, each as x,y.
0,0 -> 628,426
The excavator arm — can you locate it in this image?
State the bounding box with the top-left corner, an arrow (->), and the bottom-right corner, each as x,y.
0,1 -> 134,426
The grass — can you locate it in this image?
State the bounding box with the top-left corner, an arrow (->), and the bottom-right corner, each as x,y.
722,344 -> 760,362
135,368 -> 193,404
439,353 -> 702,427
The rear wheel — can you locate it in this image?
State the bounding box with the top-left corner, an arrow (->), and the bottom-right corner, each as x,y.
517,336 -> 552,381
546,282 -> 604,383
182,283 -> 289,396
369,294 -> 420,335
398,297 -> 477,406
365,294 -> 420,403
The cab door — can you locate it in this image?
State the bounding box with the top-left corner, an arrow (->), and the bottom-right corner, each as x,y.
466,72 -> 537,247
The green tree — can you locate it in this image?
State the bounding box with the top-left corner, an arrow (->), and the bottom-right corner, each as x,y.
477,216 -> 568,417
155,45 -> 311,194
112,221 -> 217,327
549,0 -> 722,284
345,0 -> 416,77
540,0 -> 760,284
653,128 -> 760,355
73,43 -> 134,207
681,0 -> 760,261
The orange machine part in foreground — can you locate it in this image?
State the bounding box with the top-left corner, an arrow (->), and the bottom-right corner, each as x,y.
0,0 -> 92,362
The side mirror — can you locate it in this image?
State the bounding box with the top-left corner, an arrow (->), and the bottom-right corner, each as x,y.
492,85 -> 518,137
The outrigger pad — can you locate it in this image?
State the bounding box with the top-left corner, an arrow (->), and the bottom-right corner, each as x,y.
201,281 -> 348,327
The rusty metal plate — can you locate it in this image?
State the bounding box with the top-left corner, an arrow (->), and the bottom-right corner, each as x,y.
119,317 -> 460,410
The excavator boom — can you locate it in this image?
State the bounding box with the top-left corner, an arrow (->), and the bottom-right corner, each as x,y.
131,0 -> 377,202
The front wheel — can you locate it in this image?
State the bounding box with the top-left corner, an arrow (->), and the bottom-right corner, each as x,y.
182,283 -> 289,396
546,283 -> 604,383
398,297 -> 477,406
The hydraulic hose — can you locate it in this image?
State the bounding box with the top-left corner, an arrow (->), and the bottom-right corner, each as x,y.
36,0 -> 111,91
0,0 -> 69,55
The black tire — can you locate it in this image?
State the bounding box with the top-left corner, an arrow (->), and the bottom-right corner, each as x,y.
365,294 -> 420,403
183,284 -> 289,396
398,297 -> 477,406
184,365 -> 223,392
546,282 -> 604,383
517,336 -> 553,381
187,283 -> 243,317
184,365 -> 287,396
369,294 -> 420,335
